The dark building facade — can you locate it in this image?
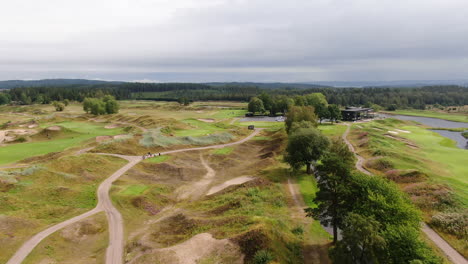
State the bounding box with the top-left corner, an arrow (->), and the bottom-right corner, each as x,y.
341,107 -> 374,121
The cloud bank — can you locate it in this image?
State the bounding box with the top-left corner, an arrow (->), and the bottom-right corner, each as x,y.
1,0 -> 468,81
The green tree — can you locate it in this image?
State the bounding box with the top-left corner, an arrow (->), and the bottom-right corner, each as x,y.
63,99 -> 70,106
248,97 -> 265,115
285,106 -> 317,133
308,151 -> 353,242
83,98 -> 93,113
0,93 -> 10,105
284,127 -> 329,174
259,92 -> 274,115
328,104 -> 342,123
178,97 -> 190,106
103,95 -> 119,114
52,101 -> 65,111
330,213 -> 386,264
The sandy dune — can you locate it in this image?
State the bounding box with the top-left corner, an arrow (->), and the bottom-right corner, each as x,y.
206,176 -> 254,196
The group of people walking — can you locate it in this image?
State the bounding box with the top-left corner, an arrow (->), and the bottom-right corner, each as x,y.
142,152 -> 161,159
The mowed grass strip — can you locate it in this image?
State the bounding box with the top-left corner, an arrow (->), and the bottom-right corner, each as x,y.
212,147 -> 233,155
145,155 -> 170,163
121,185 -> 150,195
174,119 -> 226,137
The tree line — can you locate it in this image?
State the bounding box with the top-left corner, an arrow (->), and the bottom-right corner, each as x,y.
283,107 -> 442,263
1,83 -> 466,109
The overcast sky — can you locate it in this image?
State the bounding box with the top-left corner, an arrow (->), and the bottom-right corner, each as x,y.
1,0 -> 468,82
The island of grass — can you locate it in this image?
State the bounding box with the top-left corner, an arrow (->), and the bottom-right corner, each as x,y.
0,121 -> 125,165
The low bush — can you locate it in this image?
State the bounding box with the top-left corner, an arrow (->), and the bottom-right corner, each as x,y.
252,249 -> 275,264
431,212 -> 467,239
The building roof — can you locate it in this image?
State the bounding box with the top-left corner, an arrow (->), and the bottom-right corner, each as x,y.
342,107 -> 373,112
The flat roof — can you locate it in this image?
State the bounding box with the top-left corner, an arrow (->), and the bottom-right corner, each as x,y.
341,108 -> 373,112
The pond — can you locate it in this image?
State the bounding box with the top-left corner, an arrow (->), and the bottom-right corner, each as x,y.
380,114 -> 467,149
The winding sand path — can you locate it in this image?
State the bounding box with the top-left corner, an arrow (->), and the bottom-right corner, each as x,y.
6,129 -> 262,264
342,123 -> 467,264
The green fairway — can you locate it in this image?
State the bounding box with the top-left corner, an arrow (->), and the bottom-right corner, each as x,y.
384,110 -> 468,123
121,184 -> 150,195
236,121 -> 285,128
211,109 -> 247,119
318,124 -> 347,137
0,121 -> 124,165
212,147 -> 233,155
356,120 -> 468,205
145,155 -> 170,163
174,119 -> 226,137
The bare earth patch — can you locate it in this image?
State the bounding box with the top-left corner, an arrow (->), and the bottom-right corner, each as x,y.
95,136 -> 113,142
105,124 -> 121,129
196,118 -> 215,123
395,129 -> 411,133
206,176 -> 254,196
152,233 -> 243,264
46,126 -> 61,131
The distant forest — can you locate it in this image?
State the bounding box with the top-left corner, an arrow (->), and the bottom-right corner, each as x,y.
1,83 -> 467,109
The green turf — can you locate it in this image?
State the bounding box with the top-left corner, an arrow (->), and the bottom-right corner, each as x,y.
357,120 -> 468,205
120,185 -> 150,195
211,109 -> 247,119
144,155 -> 170,163
385,110 -> 468,123
296,173 -> 319,208
236,121 -> 285,128
174,119 -> 226,137
0,121 -> 124,165
318,124 -> 347,137
212,147 -> 234,155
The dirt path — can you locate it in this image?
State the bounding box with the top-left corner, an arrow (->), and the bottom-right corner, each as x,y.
286,178 -> 331,264
6,129 -> 262,264
342,124 -> 371,175
342,123 -> 467,264
176,154 -> 215,201
206,176 -> 253,196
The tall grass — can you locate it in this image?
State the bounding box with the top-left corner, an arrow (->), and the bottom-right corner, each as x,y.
140,128 -> 234,147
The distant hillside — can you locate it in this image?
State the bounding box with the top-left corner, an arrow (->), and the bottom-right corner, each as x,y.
305,80 -> 468,88
205,82 -> 330,89
0,79 -> 121,89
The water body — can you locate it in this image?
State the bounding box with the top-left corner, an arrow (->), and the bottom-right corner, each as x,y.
380,114 -> 467,149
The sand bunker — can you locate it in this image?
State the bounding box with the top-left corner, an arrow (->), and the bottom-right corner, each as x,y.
154,233 -> 243,264
387,131 -> 399,135
95,136 -> 113,142
105,124 -> 121,129
395,129 -> 411,133
113,134 -> 127,140
28,124 -> 38,128
206,176 -> 254,196
46,126 -> 61,131
197,118 -> 215,123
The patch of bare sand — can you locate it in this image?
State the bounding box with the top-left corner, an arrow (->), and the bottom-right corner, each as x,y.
113,135 -> 128,140
206,176 -> 254,196
197,118 -> 215,123
387,130 -> 398,135
153,233 -> 243,264
95,136 -> 113,142
395,129 -> 411,133
28,124 -> 38,128
175,154 -> 215,201
105,124 -> 121,129
46,126 -> 61,131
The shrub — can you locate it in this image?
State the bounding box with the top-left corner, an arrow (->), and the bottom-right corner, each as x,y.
431,212 -> 467,239
252,249 -> 274,264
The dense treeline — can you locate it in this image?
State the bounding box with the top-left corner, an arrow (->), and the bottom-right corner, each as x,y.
1,83 -> 467,109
